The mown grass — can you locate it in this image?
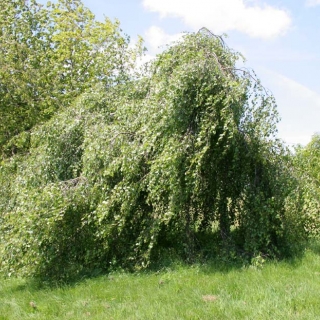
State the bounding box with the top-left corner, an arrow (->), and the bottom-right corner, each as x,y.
1,242 -> 320,319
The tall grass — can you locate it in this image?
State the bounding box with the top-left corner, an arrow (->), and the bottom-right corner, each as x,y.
1,242 -> 320,319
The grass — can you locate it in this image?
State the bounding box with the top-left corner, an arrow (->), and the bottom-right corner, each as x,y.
1,243 -> 320,319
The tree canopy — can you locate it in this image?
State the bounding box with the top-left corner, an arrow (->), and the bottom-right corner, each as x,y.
293,134 -> 320,238
0,1 -> 313,281
0,0 -> 142,156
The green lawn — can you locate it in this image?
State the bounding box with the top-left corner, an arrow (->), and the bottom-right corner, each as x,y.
1,243 -> 320,319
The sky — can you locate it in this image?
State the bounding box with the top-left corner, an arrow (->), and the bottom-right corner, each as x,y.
40,0 -> 320,146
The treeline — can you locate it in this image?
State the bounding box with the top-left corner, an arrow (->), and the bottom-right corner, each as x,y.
0,0 -> 319,281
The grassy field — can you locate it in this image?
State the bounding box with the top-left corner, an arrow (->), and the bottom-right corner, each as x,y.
1,243 -> 320,319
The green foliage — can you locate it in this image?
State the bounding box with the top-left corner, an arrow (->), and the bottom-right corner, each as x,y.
0,0 -> 142,156
0,28 -> 306,280
293,134 -> 320,237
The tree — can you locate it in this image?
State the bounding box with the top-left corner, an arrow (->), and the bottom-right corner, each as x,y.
0,27 -> 304,280
0,0 -> 142,157
293,134 -> 320,237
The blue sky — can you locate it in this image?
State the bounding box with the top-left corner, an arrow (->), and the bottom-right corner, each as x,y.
41,0 -> 320,146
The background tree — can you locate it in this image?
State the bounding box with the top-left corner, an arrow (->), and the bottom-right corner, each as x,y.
0,0 -> 142,157
293,134 -> 320,238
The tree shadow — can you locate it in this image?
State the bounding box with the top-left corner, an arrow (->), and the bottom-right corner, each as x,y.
307,238 -> 320,255
7,238 -> 316,291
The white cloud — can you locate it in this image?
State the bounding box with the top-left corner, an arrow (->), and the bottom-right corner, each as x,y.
143,0 -> 291,39
306,0 -> 320,7
259,69 -> 320,145
144,26 -> 184,51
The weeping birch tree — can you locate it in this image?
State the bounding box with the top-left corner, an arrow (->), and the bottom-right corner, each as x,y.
0,27 -> 303,280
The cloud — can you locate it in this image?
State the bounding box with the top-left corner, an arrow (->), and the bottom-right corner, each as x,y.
144,26 -> 184,51
306,0 -> 320,6
259,69 -> 320,145
142,0 -> 291,39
